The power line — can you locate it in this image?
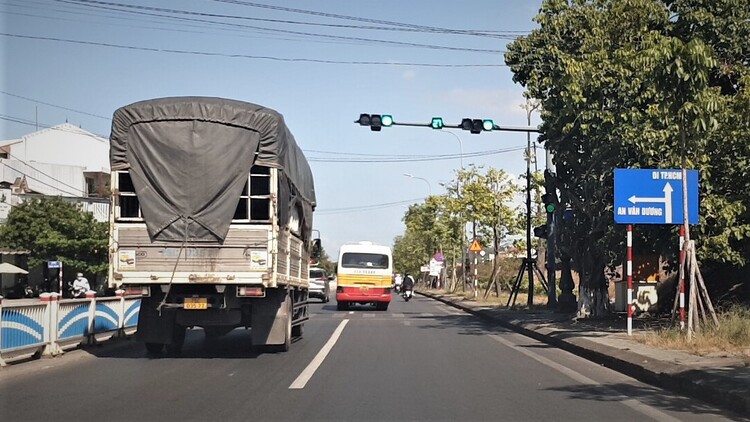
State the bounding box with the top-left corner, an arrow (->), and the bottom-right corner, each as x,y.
307,147 -> 526,163
0,90 -> 111,120
0,160 -> 85,197
57,0 -> 525,39
0,114 -> 109,141
212,0 -> 525,38
7,152 -> 90,195
316,197 -> 424,215
0,32 -> 506,67
53,0 -> 511,52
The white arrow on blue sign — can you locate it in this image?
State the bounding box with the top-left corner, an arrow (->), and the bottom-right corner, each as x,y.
614,169 -> 699,225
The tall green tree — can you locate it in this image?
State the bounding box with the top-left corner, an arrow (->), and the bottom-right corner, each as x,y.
442,165 -> 522,294
0,197 -> 108,275
506,0 -> 750,315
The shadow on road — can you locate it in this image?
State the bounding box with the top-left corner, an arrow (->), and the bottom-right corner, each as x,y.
82,328 -> 296,360
545,381 -> 748,421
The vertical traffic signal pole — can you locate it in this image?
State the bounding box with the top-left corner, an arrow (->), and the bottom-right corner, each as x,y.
525,123 -> 534,307
544,142 -> 557,309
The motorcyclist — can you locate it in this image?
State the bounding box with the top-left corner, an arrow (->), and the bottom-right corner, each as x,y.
393,273 -> 403,293
402,273 -> 415,292
71,273 -> 91,298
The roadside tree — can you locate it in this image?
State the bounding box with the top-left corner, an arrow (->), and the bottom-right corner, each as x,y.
0,196 -> 108,276
506,0 -> 749,316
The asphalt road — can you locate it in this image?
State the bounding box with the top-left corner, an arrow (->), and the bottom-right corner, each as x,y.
0,293 -> 743,422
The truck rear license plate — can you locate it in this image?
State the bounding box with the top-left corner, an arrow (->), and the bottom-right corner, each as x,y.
184,297 -> 208,310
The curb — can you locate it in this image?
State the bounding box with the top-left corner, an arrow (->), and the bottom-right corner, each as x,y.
418,290 -> 749,417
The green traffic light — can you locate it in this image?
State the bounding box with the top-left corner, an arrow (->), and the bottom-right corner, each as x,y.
381,115 -> 394,127
546,203 -> 556,213
482,119 -> 494,131
431,117 -> 444,129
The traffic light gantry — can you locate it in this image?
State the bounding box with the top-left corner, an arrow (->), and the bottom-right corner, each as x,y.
356,114 -> 496,134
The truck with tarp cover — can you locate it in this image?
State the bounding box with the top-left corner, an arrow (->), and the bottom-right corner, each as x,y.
107,97 -> 318,354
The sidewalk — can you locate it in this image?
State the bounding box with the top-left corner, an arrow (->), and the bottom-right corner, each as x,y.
418,289 -> 750,417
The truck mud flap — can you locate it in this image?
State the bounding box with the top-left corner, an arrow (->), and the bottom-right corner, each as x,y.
251,289 -> 290,347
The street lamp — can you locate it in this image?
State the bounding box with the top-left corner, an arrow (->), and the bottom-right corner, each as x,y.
439,130 -> 467,292
403,173 -> 432,197
441,130 -> 464,172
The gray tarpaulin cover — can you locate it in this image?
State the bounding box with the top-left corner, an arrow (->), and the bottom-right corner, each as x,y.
110,97 -> 316,244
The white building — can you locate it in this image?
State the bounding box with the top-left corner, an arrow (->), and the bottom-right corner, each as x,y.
0,123 -> 110,222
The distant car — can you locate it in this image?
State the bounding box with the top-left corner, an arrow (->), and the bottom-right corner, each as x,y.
308,268 -> 330,303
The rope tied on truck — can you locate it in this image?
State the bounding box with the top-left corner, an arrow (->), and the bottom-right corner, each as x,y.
157,217 -> 192,315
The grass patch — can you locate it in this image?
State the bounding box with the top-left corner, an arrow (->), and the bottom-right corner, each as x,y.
424,288 -> 548,307
637,305 -> 750,361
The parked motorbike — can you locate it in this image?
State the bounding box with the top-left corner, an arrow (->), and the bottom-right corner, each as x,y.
402,288 -> 413,302
67,282 -> 87,299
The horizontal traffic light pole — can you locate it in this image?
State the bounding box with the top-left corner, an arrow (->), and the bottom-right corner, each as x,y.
355,114 -> 540,134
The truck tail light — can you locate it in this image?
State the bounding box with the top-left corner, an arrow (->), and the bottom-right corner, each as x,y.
238,286 -> 265,297
123,286 -> 150,297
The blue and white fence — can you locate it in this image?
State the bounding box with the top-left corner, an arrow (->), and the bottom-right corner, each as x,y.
0,290 -> 141,366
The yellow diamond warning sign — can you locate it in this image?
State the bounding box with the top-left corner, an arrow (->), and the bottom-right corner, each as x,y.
469,239 -> 482,252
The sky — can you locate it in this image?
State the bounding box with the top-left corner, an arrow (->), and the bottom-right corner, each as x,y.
0,0 -> 545,257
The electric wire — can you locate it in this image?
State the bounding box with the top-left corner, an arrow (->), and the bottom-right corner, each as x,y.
0,90 -> 111,121
0,160 -> 85,197
212,0 -> 526,38
307,147 -> 526,163
315,197 -> 425,215
51,0 -> 508,53
0,33 -> 506,67
0,114 -> 109,141
7,152 -> 92,195
54,0 -> 526,39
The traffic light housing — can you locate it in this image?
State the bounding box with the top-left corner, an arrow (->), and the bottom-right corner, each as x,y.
431,117 -> 444,129
461,118 -> 494,134
358,114 -> 393,131
533,224 -> 548,239
542,192 -> 557,214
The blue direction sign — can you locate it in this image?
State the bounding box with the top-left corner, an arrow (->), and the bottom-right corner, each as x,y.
614,169 -> 699,225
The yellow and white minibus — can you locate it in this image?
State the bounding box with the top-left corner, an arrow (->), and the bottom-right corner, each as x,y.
335,242 -> 393,311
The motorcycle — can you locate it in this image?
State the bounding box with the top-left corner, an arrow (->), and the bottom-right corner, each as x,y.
402,288 -> 413,302
67,282 -> 88,299
393,283 -> 402,294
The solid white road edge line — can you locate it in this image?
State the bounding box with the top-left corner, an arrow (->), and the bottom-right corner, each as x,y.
289,319 -> 349,390
490,334 -> 682,422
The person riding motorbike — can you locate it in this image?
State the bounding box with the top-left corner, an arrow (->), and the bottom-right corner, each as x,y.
70,273 -> 91,298
402,273 -> 415,301
393,273 -> 403,293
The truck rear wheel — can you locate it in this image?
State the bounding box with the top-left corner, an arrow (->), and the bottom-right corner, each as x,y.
165,325 -> 186,355
337,301 -> 348,311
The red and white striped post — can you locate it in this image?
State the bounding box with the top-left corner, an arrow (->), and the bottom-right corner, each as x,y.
627,224 -> 633,336
473,253 -> 478,300
679,225 -> 686,330
86,291 -> 97,345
